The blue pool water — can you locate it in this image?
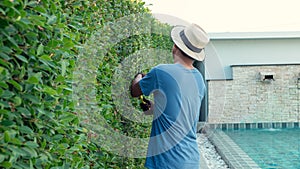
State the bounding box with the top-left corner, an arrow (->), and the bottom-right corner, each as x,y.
223,128 -> 300,169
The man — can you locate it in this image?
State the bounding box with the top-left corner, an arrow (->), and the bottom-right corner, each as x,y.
130,23 -> 210,169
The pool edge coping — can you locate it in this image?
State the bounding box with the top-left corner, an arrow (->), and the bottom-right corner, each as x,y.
208,130 -> 261,169
197,121 -> 300,169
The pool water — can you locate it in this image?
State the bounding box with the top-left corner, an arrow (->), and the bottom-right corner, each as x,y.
223,128 -> 300,169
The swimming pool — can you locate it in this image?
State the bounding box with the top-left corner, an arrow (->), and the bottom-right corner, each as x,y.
223,128 -> 300,169
207,123 -> 300,169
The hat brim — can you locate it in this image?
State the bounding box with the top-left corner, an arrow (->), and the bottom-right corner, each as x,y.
171,26 -> 206,61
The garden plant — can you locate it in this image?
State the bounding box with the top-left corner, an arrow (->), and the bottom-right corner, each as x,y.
0,0 -> 172,168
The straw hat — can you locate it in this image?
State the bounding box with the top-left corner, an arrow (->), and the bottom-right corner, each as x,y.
171,23 -> 210,61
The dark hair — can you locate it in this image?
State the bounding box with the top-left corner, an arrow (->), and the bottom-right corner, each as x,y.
175,44 -> 195,61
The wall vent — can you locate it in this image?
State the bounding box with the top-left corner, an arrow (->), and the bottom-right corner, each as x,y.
259,72 -> 275,83
297,73 -> 300,89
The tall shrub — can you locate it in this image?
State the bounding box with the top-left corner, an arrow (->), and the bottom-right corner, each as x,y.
0,0 -> 172,168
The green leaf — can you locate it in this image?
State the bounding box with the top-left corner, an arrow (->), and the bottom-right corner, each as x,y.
0,58 -> 12,68
66,146 -> 80,153
55,75 -> 65,82
52,134 -> 63,141
2,31 -> 18,48
12,96 -> 22,106
58,85 -> 72,92
47,39 -> 59,48
19,10 -> 26,18
0,154 -> 5,163
0,120 -> 14,126
61,60 -> 66,76
0,100 -> 9,108
58,143 -> 69,149
19,126 -> 34,135
22,147 -> 38,158
0,1 -> 13,8
9,146 -> 28,156
0,82 -> 9,89
10,138 -> 22,146
26,76 -> 39,84
24,141 -> 39,149
39,55 -> 52,61
28,15 -> 45,26
29,159 -> 34,169
47,15 -> 57,25
59,113 -> 76,123
0,109 -> 9,115
1,161 -> 12,168
25,32 -> 38,41
23,94 -> 40,104
15,54 -> 28,63
4,130 -> 10,142
33,6 -> 47,13
38,153 -> 49,163
17,107 -> 31,117
26,1 -> 38,7
0,7 -> 6,15
37,44 -> 44,56
0,52 -> 10,60
0,66 -> 4,74
8,80 -> 23,91
16,18 -> 31,30
43,86 -> 57,95
0,46 -> 13,54
63,39 -> 74,49
19,66 -> 26,79
0,90 -> 15,98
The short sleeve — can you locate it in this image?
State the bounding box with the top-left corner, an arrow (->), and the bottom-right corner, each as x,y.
139,68 -> 158,96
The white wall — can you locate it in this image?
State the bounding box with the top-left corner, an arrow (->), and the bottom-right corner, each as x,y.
205,32 -> 300,80
207,65 -> 300,123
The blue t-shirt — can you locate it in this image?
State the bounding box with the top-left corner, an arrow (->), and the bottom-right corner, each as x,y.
139,63 -> 206,169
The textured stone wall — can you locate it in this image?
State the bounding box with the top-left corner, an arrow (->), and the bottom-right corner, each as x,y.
208,65 -> 300,123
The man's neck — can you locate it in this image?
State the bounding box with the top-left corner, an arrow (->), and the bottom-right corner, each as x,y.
174,55 -> 194,69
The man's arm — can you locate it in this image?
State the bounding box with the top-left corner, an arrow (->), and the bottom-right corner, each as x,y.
130,74 -> 143,97
130,74 -> 154,115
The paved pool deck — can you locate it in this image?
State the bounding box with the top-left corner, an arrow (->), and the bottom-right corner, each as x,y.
209,130 -> 261,169
198,122 -> 300,169
198,122 -> 261,169
200,152 -> 209,169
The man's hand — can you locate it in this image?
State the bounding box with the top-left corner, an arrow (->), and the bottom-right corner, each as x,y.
139,96 -> 151,111
140,96 -> 154,115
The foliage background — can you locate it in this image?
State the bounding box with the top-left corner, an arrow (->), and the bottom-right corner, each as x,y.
0,0 -> 172,168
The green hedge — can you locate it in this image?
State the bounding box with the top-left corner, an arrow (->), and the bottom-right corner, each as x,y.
0,0 -> 172,168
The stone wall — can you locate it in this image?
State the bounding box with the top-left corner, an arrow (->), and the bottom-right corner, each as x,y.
207,64 -> 300,123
